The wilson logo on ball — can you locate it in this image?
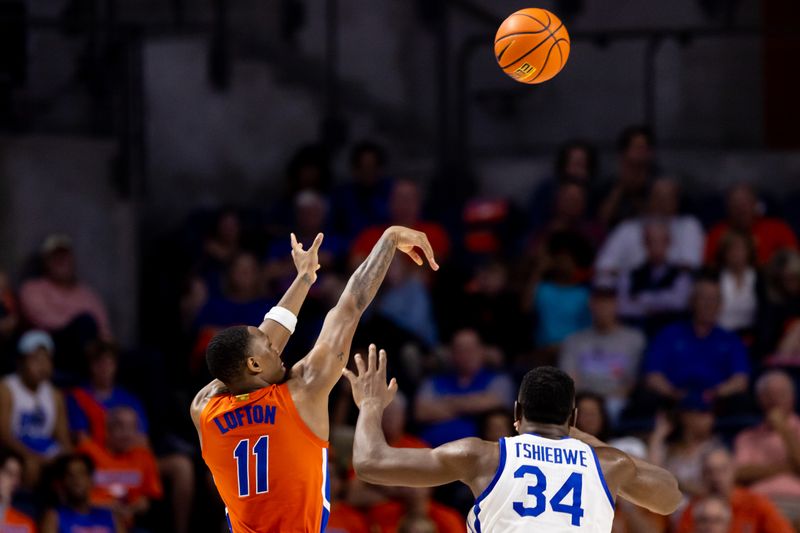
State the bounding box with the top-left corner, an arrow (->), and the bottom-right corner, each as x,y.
495,8 -> 571,84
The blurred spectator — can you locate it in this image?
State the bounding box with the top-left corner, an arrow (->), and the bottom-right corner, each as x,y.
265,191 -> 346,267
414,329 -> 514,447
67,341 -> 148,443
367,486 -> 463,533
648,400 -> 721,496
596,177 -> 704,276
397,516 -> 437,533
19,235 -> 112,367
284,143 -> 332,197
690,495 -> 733,533
332,141 -> 393,238
528,139 -> 598,229
347,392 -> 427,509
453,260 -> 529,359
374,258 -> 439,348
560,286 -> 645,421
704,184 -> 798,267
76,407 -> 162,529
574,392 -> 611,442
479,407 -> 514,442
526,234 -> 591,357
350,179 -> 450,265
67,342 -> 194,533
0,330 -> 71,487
677,446 -> 794,533
201,208 -> 242,274
598,125 -> 656,227
756,249 -> 800,358
616,220 -> 693,335
0,451 -> 36,532
715,230 -> 762,337
191,252 -> 275,371
41,454 -> 120,533
641,277 -> 749,412
734,370 -> 800,521
0,270 -> 20,365
528,183 -> 602,278
327,462 -> 370,533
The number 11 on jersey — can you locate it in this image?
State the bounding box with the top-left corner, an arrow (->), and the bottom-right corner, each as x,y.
234,436 -> 269,497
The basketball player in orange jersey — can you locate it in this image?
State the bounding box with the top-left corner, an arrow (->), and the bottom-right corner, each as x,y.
190,227 -> 438,533
344,346 -> 682,532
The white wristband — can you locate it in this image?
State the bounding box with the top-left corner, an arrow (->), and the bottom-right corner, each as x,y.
264,306 -> 297,334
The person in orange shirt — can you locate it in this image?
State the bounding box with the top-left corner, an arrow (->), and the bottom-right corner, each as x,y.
77,407 -> 162,527
678,446 -> 793,533
0,451 -> 36,533
190,228 -> 438,533
327,462 -> 370,533
350,179 -> 451,267
367,486 -> 464,533
704,184 -> 798,267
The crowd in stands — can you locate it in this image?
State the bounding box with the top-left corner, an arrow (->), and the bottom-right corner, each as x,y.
1,127 -> 800,532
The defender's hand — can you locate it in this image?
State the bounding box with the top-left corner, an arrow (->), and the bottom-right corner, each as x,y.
291,232 -> 323,283
343,344 -> 398,409
386,226 -> 439,270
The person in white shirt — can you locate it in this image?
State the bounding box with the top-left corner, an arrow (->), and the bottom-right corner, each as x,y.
714,230 -> 761,335
595,178 -> 705,277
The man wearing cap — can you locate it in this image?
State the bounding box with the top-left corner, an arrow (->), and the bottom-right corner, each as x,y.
0,330 -> 71,486
19,234 -> 112,365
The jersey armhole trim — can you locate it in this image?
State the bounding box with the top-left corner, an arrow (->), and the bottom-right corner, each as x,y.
474,437 -> 506,506
588,446 -> 615,509
280,383 -> 329,449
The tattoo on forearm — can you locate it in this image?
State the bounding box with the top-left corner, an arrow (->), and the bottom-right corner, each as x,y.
301,273 -> 312,285
336,352 -> 344,361
350,234 -> 398,311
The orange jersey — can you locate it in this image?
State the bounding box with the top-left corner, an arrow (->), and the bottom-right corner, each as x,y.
0,507 -> 37,533
200,383 -> 330,533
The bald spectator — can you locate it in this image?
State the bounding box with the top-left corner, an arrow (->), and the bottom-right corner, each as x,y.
678,446 -> 793,533
691,495 -> 733,533
350,178 -> 450,266
734,371 -> 800,521
641,277 -> 749,413
414,329 -> 514,447
19,235 -> 113,367
596,177 -> 705,276
617,220 -> 693,334
705,184 -> 798,267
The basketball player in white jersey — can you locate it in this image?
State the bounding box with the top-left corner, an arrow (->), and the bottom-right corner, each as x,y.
344,347 -> 682,532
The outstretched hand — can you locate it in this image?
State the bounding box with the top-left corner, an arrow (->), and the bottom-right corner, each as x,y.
342,344 -> 398,410
291,232 -> 324,283
388,226 -> 439,270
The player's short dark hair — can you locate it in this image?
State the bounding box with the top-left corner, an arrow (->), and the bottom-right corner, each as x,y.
350,140 -> 386,168
52,454 -> 95,480
616,125 -> 654,153
518,366 -> 575,425
206,326 -> 252,384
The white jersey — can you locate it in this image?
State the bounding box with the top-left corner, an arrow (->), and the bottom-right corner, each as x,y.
3,374 -> 61,457
467,434 -> 615,532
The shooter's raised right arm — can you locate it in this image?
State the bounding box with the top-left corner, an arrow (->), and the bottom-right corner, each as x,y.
295,226 -> 438,397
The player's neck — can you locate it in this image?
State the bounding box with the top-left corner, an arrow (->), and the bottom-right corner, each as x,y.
518,421 -> 570,440
227,376 -> 271,396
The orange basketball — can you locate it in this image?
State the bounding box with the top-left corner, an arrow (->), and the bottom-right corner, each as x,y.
494,8 -> 570,84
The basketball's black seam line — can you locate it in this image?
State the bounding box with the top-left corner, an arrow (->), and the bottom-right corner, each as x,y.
495,29 -> 551,43
530,38 -> 561,82
556,40 -> 564,69
496,41 -> 514,62
510,12 -> 548,29
499,21 -> 565,70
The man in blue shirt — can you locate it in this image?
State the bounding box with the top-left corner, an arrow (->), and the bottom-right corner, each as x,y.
642,276 -> 750,413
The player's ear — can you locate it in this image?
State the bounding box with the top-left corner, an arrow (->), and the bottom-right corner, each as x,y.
513,401 -> 522,423
569,407 -> 578,428
246,357 -> 261,374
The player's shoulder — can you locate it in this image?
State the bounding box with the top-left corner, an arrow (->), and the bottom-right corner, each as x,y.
594,446 -> 636,490
190,380 -> 230,426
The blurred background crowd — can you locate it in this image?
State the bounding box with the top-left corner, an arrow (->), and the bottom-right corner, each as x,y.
1,0 -> 799,532
2,130 -> 800,532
